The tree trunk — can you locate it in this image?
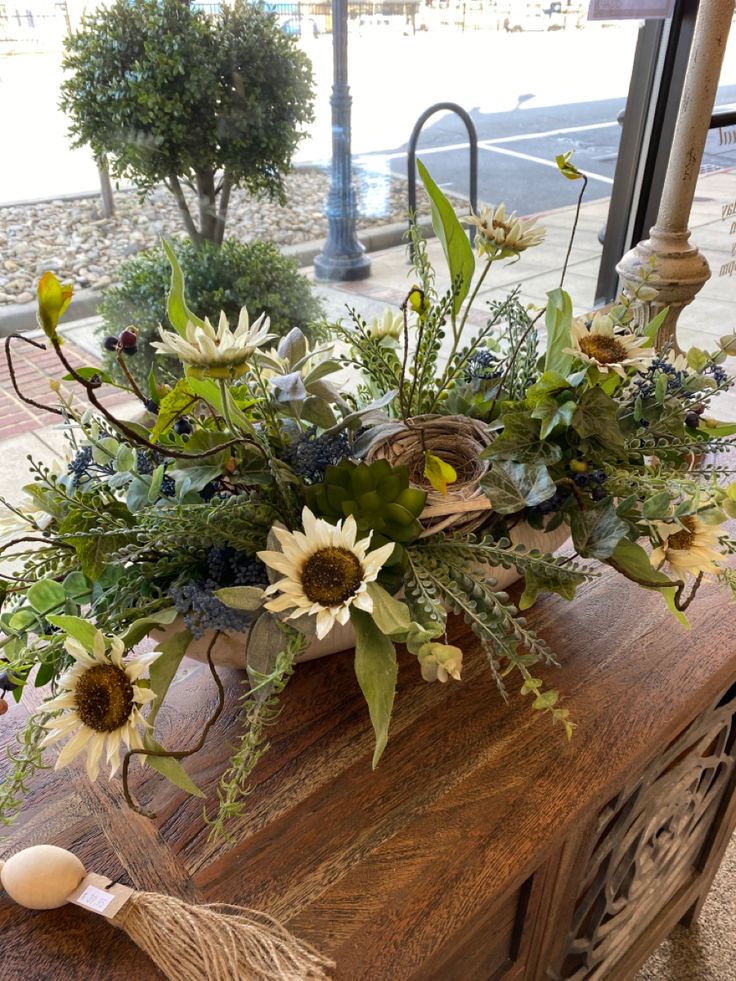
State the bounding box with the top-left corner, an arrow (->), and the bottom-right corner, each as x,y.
196,170 -> 219,245
168,174 -> 201,249
214,171 -> 232,246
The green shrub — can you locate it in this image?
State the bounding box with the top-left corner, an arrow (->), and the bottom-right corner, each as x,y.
97,239 -> 324,387
61,0 -> 314,247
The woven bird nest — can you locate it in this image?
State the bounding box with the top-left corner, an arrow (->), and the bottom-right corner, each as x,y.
366,414 -> 495,536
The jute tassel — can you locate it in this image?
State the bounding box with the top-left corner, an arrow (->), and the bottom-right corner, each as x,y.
0,844 -> 333,981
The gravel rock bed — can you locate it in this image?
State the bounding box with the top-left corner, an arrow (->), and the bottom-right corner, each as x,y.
0,166 -> 430,305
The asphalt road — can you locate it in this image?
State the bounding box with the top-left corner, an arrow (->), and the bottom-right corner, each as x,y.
355,83 -> 736,217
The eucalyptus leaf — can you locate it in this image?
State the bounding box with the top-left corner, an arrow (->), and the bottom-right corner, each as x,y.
366,582 -> 411,637
121,606 -> 179,648
46,613 -> 98,652
27,580 -> 66,615
214,586 -> 265,612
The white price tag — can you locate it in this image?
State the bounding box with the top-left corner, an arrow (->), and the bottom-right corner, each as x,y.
75,884 -> 115,913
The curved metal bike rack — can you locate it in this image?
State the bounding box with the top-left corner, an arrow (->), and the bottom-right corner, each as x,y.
407,102 -> 478,255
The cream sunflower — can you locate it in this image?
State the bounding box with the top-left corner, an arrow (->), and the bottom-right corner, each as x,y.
258,507 -> 395,639
650,515 -> 722,578
367,308 -> 404,342
565,312 -> 654,379
152,306 -> 275,379
463,203 -> 545,260
40,630 -> 161,781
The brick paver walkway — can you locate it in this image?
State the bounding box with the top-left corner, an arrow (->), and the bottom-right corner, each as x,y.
0,334 -> 129,440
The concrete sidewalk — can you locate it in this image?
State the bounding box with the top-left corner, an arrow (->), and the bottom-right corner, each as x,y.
1,178 -> 732,511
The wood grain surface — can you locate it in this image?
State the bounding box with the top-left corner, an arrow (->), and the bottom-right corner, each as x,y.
1,557 -> 735,979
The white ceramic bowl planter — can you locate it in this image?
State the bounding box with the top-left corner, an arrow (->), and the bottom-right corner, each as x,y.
174,520 -> 571,670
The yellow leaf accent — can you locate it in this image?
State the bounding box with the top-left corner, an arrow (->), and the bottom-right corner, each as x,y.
424,452 -> 457,495
407,285 -> 430,322
37,271 -> 73,343
555,151 -> 584,181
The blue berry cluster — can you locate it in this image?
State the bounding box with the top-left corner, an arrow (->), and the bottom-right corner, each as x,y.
704,361 -> 731,389
535,484 -> 573,515
288,429 -> 351,483
68,445 -> 95,485
169,581 -> 251,639
204,546 -> 269,589
464,349 -> 503,381
631,358 -> 690,400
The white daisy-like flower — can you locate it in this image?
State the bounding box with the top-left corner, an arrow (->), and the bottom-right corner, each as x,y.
40,631 -> 161,781
258,507 -> 395,640
152,307 -> 275,379
463,203 -> 545,259
367,308 -> 403,342
650,515 -> 722,578
565,312 -> 654,379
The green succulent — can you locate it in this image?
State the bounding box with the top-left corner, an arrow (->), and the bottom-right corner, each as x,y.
305,459 -> 427,551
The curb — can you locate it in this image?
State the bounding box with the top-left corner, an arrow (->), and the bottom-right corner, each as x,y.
0,218 -> 434,338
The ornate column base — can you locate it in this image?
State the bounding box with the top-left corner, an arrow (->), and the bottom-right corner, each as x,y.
616,227 -> 711,354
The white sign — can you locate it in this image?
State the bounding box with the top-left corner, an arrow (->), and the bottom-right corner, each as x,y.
74,884 -> 116,914
588,0 -> 675,20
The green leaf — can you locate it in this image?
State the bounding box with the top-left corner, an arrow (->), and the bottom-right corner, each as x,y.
214,586 -> 265,611
162,238 -> 206,337
151,377 -> 197,442
641,306 -> 668,345
351,608 -> 398,769
144,736 -> 204,798
544,288 -> 574,377
642,492 -> 672,520
572,386 -> 626,449
62,366 -> 113,385
27,580 -> 66,615
417,158 -> 474,315
366,582 -> 411,637
481,460 -> 556,514
570,504 -> 629,560
530,396 -> 576,439
424,452 -> 457,495
62,571 -> 92,604
147,629 -> 192,727
607,539 -> 689,626
484,410 -> 562,465
121,606 -> 179,648
520,565 -> 579,610
46,614 -> 98,652
8,608 -> 39,633
115,444 -> 136,472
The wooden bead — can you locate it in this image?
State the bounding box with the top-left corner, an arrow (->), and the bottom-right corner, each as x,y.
0,699 -> 8,716
0,845 -> 86,910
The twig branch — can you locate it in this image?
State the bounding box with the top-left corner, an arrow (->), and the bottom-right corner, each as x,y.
5,335 -> 64,416
560,175 -> 587,289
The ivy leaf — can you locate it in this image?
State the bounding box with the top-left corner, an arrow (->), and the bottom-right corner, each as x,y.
481,460 -> 556,514
151,377 -> 197,442
520,566 -> 580,610
417,158 -> 474,316
484,411 -> 562,465
121,606 -> 179,648
424,452 -> 457,495
530,396 -> 576,439
544,288 -> 574,377
351,608 -> 398,769
572,386 -> 626,449
570,504 -> 629,560
162,238 -> 206,337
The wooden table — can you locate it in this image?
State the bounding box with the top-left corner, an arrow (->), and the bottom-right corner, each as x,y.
1,561 -> 735,980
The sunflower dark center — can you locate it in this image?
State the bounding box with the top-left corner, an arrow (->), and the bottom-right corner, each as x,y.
301,547 -> 363,606
74,664 -> 134,733
579,334 -> 629,364
667,516 -> 697,551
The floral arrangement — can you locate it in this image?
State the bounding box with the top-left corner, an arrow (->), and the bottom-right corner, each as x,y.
2,160 -> 736,836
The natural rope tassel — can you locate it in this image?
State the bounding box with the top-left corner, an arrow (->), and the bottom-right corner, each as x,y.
115,891 -> 332,981
0,844 -> 333,981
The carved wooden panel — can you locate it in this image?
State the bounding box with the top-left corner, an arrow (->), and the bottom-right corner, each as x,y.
554,682 -> 736,981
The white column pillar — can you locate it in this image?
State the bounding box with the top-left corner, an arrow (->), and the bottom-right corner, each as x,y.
616,0 -> 735,352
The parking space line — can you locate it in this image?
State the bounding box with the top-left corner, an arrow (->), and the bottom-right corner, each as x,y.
478,143 -> 615,185
483,120 -> 619,145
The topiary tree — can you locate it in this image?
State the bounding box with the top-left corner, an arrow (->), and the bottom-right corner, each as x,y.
96,239 -> 325,388
60,0 -> 314,248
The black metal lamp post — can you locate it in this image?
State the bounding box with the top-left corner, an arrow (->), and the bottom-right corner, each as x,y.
313,0 -> 371,282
